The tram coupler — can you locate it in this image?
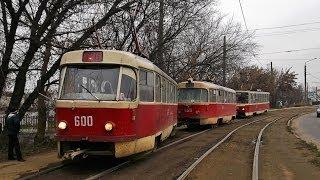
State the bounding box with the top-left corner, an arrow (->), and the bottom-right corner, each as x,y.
63,149 -> 88,160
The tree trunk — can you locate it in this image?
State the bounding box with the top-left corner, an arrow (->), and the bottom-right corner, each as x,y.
34,41 -> 51,144
0,0 -> 29,99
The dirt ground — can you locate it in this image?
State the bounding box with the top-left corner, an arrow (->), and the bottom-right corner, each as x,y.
0,151 -> 59,179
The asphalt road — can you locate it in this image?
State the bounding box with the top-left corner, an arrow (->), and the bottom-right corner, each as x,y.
296,113 -> 320,143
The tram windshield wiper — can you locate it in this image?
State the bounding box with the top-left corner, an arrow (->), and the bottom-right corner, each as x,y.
80,84 -> 100,102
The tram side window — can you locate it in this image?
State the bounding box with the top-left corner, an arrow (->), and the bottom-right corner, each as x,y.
169,83 -> 175,103
250,94 -> 254,103
175,87 -> 177,103
155,74 -> 161,102
139,70 -> 154,102
161,78 -> 167,103
258,94 -> 261,103
201,89 -> 208,102
167,82 -> 172,103
223,91 -> 227,103
228,92 -> 231,103
120,67 -> 137,101
166,81 -> 170,103
225,91 -> 228,103
217,90 -> 222,102
209,89 -> 217,102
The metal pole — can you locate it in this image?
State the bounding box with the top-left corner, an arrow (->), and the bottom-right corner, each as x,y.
157,0 -> 164,70
316,87 -> 318,101
222,36 -> 227,86
304,63 -> 307,104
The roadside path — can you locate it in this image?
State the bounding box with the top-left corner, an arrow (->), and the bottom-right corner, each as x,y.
293,113 -> 320,148
0,151 -> 59,179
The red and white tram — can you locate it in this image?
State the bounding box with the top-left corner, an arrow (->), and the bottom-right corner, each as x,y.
55,50 -> 177,158
236,91 -> 270,117
177,79 -> 237,127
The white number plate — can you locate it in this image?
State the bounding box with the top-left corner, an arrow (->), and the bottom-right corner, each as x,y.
74,116 -> 93,127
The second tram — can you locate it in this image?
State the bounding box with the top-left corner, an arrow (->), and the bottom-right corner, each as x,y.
178,79 -> 237,127
236,91 -> 270,117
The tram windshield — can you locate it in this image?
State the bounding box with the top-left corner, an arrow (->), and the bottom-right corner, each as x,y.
178,88 -> 208,103
59,65 -> 136,101
236,92 -> 249,103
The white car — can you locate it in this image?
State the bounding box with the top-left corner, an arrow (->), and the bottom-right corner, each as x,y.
317,107 -> 320,118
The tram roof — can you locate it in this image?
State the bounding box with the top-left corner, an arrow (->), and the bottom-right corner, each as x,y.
178,81 -> 236,93
61,50 -> 176,84
236,90 -> 270,95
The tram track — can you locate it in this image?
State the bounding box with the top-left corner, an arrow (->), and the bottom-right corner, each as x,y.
177,115 -> 281,180
181,111 -> 307,180
19,122 -> 214,180
21,113 -> 271,180
83,115 -> 274,180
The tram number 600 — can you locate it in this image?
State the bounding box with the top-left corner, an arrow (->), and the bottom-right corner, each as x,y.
74,116 -> 93,127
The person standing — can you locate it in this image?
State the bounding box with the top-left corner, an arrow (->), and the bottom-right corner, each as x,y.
6,109 -> 25,161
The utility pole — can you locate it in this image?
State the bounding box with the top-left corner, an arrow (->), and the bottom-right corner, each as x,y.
270,62 -> 275,107
304,64 -> 307,104
222,35 -> 227,86
157,0 -> 164,71
316,87 -> 318,101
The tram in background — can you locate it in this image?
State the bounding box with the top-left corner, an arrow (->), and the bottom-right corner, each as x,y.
177,79 -> 237,128
236,91 -> 270,117
55,50 -> 177,159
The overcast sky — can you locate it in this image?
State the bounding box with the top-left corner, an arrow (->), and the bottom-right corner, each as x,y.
219,0 -> 320,88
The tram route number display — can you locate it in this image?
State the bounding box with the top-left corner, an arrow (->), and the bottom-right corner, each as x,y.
74,116 -> 93,126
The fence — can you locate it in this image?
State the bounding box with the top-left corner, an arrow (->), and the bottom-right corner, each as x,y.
0,114 -> 56,133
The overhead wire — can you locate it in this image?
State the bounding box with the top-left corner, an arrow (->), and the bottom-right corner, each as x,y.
257,58 -> 312,61
253,21 -> 320,31
259,47 -> 320,55
238,0 -> 248,30
308,73 -> 320,81
255,27 -> 320,37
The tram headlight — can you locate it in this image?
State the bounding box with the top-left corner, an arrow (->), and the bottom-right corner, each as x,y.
105,123 -> 113,131
242,108 -> 245,111
58,121 -> 67,130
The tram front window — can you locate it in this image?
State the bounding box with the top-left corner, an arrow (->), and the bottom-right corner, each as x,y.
178,89 -> 208,103
60,66 -> 136,101
236,92 -> 249,103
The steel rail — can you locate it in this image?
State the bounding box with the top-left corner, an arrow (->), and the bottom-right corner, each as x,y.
84,128 -> 212,180
252,114 -> 301,180
19,164 -> 65,180
176,116 -> 274,180
252,117 -> 282,180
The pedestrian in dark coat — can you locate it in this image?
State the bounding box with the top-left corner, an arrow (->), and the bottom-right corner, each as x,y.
6,109 -> 25,161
